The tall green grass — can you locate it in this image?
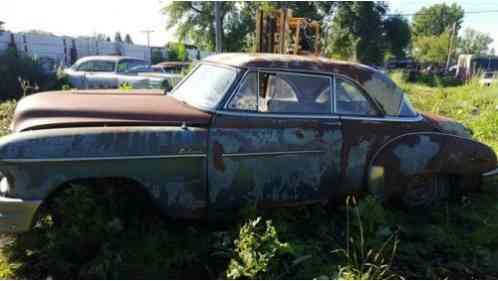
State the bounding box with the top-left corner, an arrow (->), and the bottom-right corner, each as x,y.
392,71 -> 498,152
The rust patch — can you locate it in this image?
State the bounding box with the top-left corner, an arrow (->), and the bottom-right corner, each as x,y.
212,141 -> 225,172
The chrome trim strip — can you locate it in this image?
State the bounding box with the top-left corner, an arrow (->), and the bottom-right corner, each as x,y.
215,110 -> 340,120
218,67 -> 422,123
223,69 -> 251,110
1,154 -> 207,163
340,114 -> 424,122
222,150 -> 324,158
483,167 -> 498,177
332,76 -> 337,113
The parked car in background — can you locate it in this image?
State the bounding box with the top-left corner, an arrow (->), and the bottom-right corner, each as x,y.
153,61 -> 192,87
154,61 -> 190,74
64,56 -> 175,90
385,58 -> 419,71
0,53 -> 496,232
480,71 -> 496,87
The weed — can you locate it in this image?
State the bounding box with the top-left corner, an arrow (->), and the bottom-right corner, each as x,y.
119,82 -> 134,90
332,197 -> 400,280
226,217 -> 291,279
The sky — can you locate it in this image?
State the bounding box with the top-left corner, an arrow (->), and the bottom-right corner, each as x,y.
389,0 -> 498,52
1,0 -> 497,51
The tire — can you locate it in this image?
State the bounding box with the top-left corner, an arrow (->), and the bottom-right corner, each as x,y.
401,174 -> 450,208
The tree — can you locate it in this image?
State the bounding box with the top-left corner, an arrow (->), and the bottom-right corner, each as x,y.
162,2 -> 326,52
412,32 -> 450,64
114,32 -> 123,43
412,3 -> 464,37
327,2 -> 387,65
20,29 -> 55,36
384,16 -> 411,58
124,34 -> 133,44
167,42 -> 187,61
458,27 -> 493,55
92,33 -> 108,41
0,21 -> 4,33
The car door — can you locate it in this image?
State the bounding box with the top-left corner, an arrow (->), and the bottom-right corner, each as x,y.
208,70 -> 343,214
83,60 -> 117,89
69,61 -> 93,89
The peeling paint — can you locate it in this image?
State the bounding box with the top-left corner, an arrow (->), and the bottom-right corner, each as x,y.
393,136 -> 440,176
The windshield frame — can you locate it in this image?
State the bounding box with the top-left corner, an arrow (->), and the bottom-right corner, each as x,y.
169,62 -> 242,112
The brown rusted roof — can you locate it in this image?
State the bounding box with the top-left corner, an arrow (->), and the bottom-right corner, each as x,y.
203,53 -> 377,75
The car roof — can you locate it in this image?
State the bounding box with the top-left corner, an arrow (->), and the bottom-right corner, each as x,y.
203,53 -> 408,116
203,53 -> 380,76
75,56 -> 146,64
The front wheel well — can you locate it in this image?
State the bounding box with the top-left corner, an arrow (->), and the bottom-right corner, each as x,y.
33,177 -> 161,227
42,177 -> 153,206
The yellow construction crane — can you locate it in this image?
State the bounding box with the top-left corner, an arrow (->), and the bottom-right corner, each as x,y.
254,8 -> 321,56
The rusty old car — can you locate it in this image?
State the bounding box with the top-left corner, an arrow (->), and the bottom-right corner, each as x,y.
0,53 -> 496,232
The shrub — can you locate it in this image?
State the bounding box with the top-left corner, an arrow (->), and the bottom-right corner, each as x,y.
226,217 -> 291,279
0,50 -> 53,100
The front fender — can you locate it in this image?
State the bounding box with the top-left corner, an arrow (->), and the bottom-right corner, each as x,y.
0,126 -> 208,219
368,132 -> 497,196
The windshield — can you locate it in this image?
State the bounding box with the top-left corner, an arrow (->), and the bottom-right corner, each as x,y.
171,64 -> 238,110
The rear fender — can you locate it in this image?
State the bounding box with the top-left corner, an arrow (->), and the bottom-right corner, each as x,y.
367,132 -> 497,197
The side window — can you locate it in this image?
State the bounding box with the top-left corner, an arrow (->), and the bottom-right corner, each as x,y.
117,60 -> 146,73
77,61 -> 94,71
259,73 -> 331,114
78,61 -> 115,72
335,78 -> 378,116
92,61 -> 115,72
228,72 -> 257,111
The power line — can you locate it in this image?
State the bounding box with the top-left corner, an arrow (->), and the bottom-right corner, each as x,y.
388,9 -> 498,17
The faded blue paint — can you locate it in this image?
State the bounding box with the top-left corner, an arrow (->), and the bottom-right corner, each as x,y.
0,126 -> 208,218
393,136 -> 439,176
208,126 -> 343,210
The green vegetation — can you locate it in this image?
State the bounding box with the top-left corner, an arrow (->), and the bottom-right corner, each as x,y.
0,50 -> 56,100
392,71 -> 498,151
0,75 -> 497,279
166,42 -> 187,61
411,3 -> 464,37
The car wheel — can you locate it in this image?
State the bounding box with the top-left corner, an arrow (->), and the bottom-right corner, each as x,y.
401,174 -> 450,208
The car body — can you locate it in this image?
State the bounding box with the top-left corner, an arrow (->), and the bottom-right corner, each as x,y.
0,53 -> 496,232
64,56 -> 177,90
480,72 -> 496,87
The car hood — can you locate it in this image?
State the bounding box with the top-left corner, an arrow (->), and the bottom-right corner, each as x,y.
422,112 -> 472,138
11,89 -> 213,132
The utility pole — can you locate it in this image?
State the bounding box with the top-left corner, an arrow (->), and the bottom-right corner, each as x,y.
141,30 -> 154,47
446,22 -> 457,72
215,2 -> 222,53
